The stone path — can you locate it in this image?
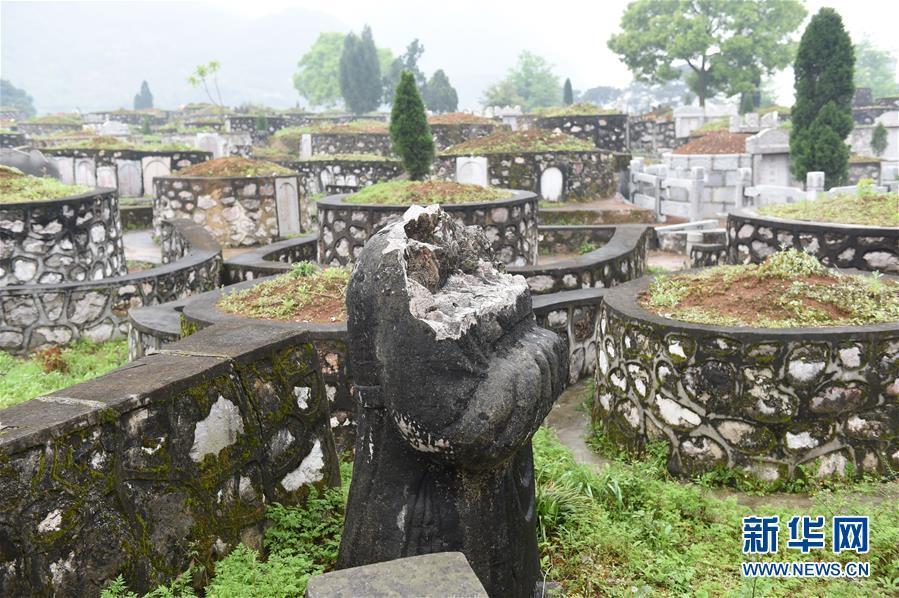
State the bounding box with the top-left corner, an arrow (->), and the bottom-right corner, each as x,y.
543,380 -> 898,509
124,230 -> 161,264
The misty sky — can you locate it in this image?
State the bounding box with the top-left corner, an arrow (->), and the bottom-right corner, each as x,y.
2,0 -> 898,113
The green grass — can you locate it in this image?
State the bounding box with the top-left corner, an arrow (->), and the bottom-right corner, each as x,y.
50,135 -> 193,152
101,462 -> 352,598
218,263 -> 349,322
693,117 -> 730,134
25,114 -> 82,125
101,422 -> 898,597
344,180 -> 512,205
0,166 -> 90,203
757,189 -> 899,227
441,129 -> 596,156
643,248 -> 899,328
0,339 -> 128,409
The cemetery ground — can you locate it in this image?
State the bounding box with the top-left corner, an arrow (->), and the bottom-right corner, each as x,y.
96,379 -> 899,597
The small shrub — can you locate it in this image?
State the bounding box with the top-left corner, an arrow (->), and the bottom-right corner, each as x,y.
36,346 -> 68,374
872,122 -> 888,156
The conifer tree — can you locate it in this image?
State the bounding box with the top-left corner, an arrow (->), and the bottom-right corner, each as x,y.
390,71 -> 434,180
422,70 -> 458,113
563,78 -> 574,105
133,80 -> 154,110
339,26 -> 382,114
790,8 -> 854,186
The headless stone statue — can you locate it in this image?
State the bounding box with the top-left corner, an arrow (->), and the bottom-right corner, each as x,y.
338,205 -> 567,597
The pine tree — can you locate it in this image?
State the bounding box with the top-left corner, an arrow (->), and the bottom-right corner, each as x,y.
339,26 -> 382,114
563,78 -> 574,105
422,69 -> 458,113
790,8 -> 854,186
133,80 -> 153,110
390,71 -> 434,180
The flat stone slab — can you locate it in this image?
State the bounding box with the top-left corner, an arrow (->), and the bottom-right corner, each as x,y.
306,553 -> 488,598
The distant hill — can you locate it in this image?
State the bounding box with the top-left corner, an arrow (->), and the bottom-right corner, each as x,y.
1,2 -> 347,113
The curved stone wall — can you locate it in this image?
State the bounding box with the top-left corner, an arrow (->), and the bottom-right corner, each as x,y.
279,157 -> 402,196
316,191 -> 539,266
0,320 -> 340,596
433,150 -> 619,201
727,211 -> 899,273
153,174 -> 309,247
223,234 -> 318,284
43,148 -> 211,198
1,188 -> 126,285
310,132 -> 392,157
536,113 -> 628,152
514,225 -> 651,294
0,219 -> 221,354
430,122 -> 498,150
594,275 -> 899,482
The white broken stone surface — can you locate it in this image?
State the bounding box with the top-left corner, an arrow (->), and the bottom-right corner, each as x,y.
281,439 -> 325,490
786,431 -> 818,450
38,509 -> 63,533
656,395 -> 701,427
293,386 -> 311,409
189,395 -> 245,462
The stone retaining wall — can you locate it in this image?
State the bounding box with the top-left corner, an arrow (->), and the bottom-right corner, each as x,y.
434,150 -> 618,202
1,189 -> 126,285
316,192 -> 539,266
0,219 -> 221,354
536,113 -> 628,152
0,132 -> 26,148
594,276 -> 899,481
727,211 -> 899,273
514,225 -> 651,295
222,234 -> 318,284
43,148 -> 211,198
849,159 -> 883,184
224,115 -> 292,143
430,123 -> 497,150
0,320 -> 340,596
279,158 -> 402,195
153,174 -> 308,247
15,122 -> 83,137
627,117 -> 680,154
309,132 -> 392,157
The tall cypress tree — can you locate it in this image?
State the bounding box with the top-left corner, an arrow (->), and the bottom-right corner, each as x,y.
563,78 -> 574,105
390,71 -> 434,180
422,69 -> 458,113
339,26 -> 382,114
790,8 -> 854,186
133,80 -> 153,110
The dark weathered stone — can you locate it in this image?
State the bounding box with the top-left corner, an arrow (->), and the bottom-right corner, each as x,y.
339,205 -> 567,597
307,552 -> 488,598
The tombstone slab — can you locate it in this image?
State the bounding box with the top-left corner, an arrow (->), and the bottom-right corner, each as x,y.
339,205 -> 567,597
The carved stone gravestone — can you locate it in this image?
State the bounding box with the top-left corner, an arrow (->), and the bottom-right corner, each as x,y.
339,205 -> 567,597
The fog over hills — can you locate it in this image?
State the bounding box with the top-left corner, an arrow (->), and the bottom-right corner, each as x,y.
1,2 -> 346,112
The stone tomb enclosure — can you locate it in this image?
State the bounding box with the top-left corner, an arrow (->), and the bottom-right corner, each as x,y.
728,211 -> 899,274
0,320 -> 340,596
1,189 -> 126,286
434,149 -> 619,202
594,276 -> 899,482
316,191 -> 539,266
153,173 -> 309,247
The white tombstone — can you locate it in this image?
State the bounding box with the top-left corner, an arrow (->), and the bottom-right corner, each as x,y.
300,133 -> 313,159
116,159 -> 143,198
320,168 -> 333,190
540,167 -> 564,202
759,111 -> 779,128
196,133 -> 224,158
52,156 -> 75,184
455,156 -> 488,187
74,158 -> 97,187
96,165 -> 117,190
275,177 -> 302,236
141,156 -> 172,197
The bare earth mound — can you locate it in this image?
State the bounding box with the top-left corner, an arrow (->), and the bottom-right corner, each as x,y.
177,157 -> 293,178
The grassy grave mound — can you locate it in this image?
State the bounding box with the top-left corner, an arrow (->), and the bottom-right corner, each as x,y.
301,152 -> 394,162
218,262 -> 349,324
177,156 -> 294,178
0,165 -> 90,203
757,189 -> 899,227
344,180 -> 512,205
642,249 -> 899,328
441,129 -> 596,156
299,120 -> 388,135
672,130 -> 750,154
0,339 -> 128,409
427,112 -> 494,125
49,135 -> 193,152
